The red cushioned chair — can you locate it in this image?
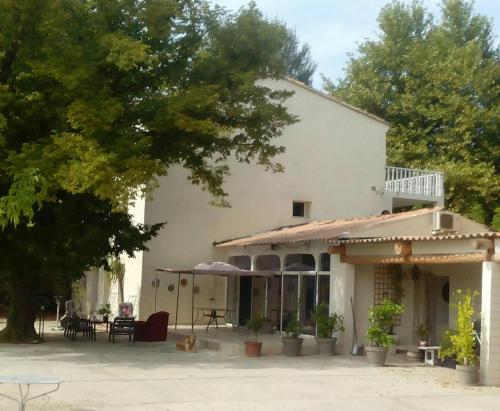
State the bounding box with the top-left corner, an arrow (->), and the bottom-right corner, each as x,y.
134,311 -> 169,342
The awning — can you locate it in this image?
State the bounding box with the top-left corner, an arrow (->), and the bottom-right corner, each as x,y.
155,261 -> 274,277
154,262 -> 275,331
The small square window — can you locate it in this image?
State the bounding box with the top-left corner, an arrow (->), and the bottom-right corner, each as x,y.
293,201 -> 309,217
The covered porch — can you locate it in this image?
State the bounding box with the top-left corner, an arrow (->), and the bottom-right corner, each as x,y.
332,233 -> 500,385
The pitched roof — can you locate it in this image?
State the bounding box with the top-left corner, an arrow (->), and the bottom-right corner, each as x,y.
284,78 -> 389,126
214,208 -> 439,248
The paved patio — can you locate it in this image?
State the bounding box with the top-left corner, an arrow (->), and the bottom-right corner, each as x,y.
0,321 -> 499,410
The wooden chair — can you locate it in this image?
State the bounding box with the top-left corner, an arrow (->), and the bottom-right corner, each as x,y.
109,317 -> 135,343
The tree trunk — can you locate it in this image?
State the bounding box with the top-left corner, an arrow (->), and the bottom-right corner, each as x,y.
118,278 -> 124,304
0,278 -> 39,343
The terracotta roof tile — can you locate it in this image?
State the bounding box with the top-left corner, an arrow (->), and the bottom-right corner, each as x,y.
215,207 -> 440,248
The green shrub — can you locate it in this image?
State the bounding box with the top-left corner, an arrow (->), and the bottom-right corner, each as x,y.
416,323 -> 430,340
246,315 -> 265,341
312,303 -> 345,338
439,289 -> 479,366
97,303 -> 111,316
284,313 -> 302,338
366,299 -> 404,348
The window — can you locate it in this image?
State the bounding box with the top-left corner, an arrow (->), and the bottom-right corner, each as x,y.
255,255 -> 281,271
293,202 -> 305,217
284,254 -> 315,271
319,253 -> 331,271
228,255 -> 251,270
293,201 -> 310,217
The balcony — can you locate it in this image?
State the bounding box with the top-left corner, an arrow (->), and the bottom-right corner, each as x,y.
385,166 -> 444,208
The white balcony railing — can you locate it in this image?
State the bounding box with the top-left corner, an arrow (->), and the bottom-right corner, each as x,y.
385,166 -> 444,197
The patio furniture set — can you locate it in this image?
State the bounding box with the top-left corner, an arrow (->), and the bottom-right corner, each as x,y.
62,300 -> 169,342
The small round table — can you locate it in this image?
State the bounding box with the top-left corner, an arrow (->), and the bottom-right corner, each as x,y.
0,375 -> 62,411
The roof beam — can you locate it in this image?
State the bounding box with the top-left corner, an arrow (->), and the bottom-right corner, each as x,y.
340,253 -> 486,265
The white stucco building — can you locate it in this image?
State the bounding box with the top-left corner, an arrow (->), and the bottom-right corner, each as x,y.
77,78 -> 500,385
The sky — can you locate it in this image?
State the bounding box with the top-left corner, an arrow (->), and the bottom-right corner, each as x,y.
212,0 -> 500,89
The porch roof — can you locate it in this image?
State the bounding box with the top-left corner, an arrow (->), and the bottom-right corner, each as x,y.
214,208 -> 441,248
337,232 -> 500,245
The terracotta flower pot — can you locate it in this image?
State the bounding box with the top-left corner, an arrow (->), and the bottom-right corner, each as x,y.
365,346 -> 388,366
245,341 -> 263,357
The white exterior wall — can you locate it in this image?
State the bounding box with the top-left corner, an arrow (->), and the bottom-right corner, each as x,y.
481,260 -> 500,385
137,79 -> 389,321
122,196 -> 146,318
353,265 -> 374,347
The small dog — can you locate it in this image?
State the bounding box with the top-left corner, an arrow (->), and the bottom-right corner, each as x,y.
176,335 -> 197,352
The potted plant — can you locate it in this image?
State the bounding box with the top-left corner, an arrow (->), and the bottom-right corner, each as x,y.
438,289 -> 479,385
416,323 -> 430,347
245,316 -> 265,357
97,303 -> 112,322
365,299 -> 404,366
282,313 -> 303,356
312,303 -> 345,355
261,316 -> 274,334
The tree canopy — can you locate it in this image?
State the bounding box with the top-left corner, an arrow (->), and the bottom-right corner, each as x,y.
0,0 -> 315,341
325,0 -> 499,225
0,0 -> 316,229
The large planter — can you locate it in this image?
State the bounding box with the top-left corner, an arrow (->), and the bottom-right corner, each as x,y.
365,346 -> 388,367
245,341 -> 263,357
282,337 -> 303,357
456,364 -> 479,386
261,321 -> 274,334
316,337 -> 337,355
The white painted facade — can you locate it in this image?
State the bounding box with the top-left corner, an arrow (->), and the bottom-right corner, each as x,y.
76,78 -> 500,386
123,78 -> 397,321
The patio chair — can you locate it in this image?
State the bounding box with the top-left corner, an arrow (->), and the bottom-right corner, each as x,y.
62,300 -> 79,338
109,317 -> 135,343
67,317 -> 92,341
135,311 -> 169,342
117,302 -> 134,318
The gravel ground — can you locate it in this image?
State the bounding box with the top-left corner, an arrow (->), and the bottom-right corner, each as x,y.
0,326 -> 499,411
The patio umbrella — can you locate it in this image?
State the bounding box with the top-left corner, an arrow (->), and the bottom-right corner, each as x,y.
155,262 -> 274,331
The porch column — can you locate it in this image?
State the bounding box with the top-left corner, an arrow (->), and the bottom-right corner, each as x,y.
480,258 -> 500,386
330,254 -> 355,355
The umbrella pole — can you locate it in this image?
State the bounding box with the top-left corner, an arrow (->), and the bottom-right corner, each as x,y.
315,271 -> 319,338
154,269 -> 159,312
280,271 -> 284,333
191,274 -> 195,333
264,277 -> 268,318
175,272 -> 180,330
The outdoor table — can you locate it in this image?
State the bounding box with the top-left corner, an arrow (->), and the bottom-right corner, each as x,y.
195,307 -> 236,330
88,319 -> 110,340
0,375 -> 62,411
418,345 -> 441,365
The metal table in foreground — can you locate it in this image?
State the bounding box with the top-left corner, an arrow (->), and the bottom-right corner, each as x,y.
0,375 -> 62,411
195,307 -> 236,330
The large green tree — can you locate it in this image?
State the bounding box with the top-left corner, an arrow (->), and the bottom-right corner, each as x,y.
0,194 -> 162,342
325,0 -> 499,223
0,0 -> 314,341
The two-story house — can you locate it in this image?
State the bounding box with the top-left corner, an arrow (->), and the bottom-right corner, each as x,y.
79,78 -> 500,386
